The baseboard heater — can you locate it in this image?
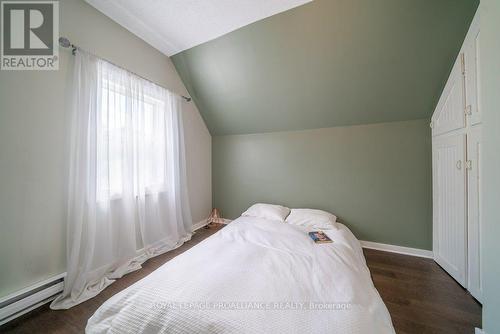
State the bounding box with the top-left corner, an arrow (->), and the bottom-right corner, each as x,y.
0,273 -> 66,326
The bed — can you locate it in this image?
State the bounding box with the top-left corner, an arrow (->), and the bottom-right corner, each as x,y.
86,214 -> 395,333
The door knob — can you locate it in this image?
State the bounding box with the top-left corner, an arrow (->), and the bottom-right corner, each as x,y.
465,105 -> 472,116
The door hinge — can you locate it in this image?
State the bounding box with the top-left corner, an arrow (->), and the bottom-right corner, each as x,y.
460,53 -> 466,75
430,121 -> 434,129
466,160 -> 472,170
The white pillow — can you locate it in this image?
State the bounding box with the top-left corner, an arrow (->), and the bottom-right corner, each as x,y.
285,208 -> 337,230
242,203 -> 291,222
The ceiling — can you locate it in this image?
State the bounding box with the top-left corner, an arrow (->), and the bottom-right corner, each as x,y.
171,0 -> 479,135
85,0 -> 312,56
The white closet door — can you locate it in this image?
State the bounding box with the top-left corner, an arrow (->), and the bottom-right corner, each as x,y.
431,57 -> 466,136
432,134 -> 467,287
467,126 -> 482,301
464,17 -> 481,126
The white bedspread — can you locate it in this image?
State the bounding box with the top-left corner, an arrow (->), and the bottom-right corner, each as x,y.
86,217 -> 395,333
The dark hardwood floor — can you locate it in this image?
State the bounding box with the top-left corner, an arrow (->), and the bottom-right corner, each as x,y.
1,226 -> 481,333
364,248 -> 481,334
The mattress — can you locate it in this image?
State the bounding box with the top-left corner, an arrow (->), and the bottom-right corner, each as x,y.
86,216 -> 395,333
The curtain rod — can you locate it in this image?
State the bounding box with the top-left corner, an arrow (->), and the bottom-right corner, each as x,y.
58,37 -> 192,102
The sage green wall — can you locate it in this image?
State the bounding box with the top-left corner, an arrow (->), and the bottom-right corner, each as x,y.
173,0 -> 478,135
0,0 -> 211,299
213,119 -> 431,250
479,1 -> 500,332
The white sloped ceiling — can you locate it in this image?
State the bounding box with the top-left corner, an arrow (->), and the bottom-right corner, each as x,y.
85,0 -> 312,56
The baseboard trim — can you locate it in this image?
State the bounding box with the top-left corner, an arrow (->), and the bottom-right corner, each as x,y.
0,273 -> 66,326
360,240 -> 433,259
192,219 -> 209,231
192,219 -> 232,231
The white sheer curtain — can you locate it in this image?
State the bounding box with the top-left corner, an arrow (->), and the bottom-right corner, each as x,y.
51,50 -> 193,309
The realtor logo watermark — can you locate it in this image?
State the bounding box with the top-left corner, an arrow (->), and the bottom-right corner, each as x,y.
1,1 -> 59,70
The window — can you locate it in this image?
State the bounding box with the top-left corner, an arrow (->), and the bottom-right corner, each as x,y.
96,69 -> 169,201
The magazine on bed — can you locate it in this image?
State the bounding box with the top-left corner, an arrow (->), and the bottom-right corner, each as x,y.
308,231 -> 333,244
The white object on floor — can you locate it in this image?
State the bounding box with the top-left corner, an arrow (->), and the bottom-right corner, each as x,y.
285,208 -> 338,230
87,216 -> 395,333
85,0 -> 312,56
242,203 -> 291,222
